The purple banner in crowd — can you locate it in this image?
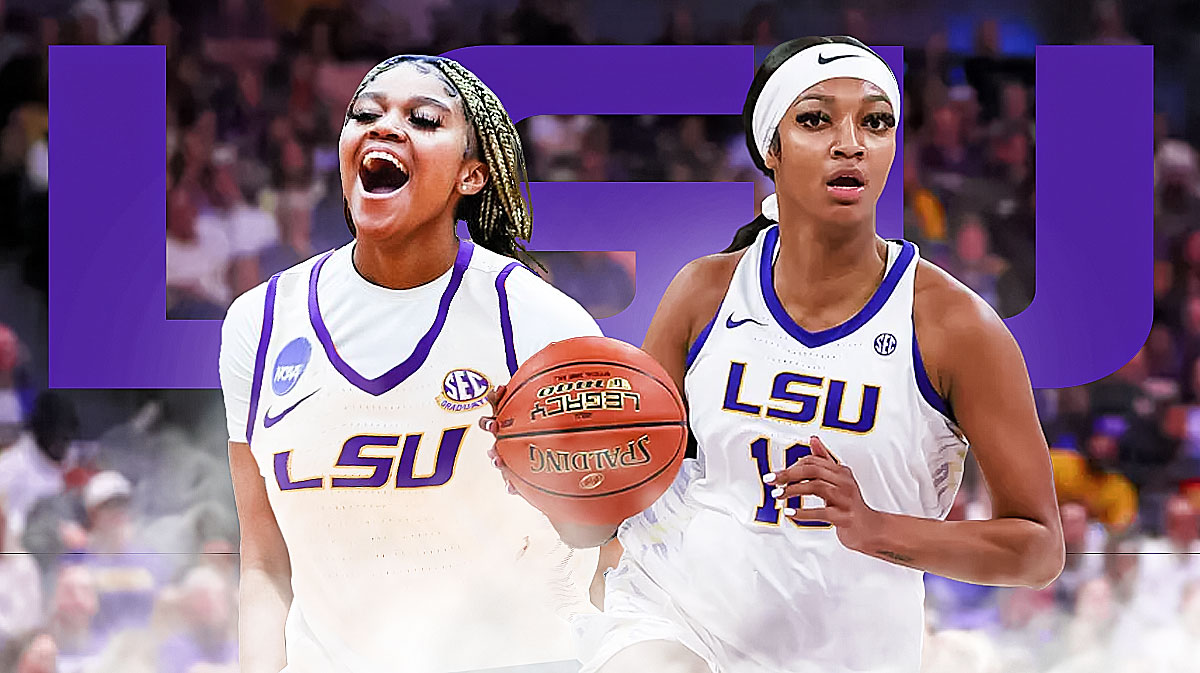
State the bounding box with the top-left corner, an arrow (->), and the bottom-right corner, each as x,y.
47,45 -> 1150,389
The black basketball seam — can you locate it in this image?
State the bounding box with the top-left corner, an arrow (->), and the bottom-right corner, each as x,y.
496,419 -> 687,440
506,429 -> 687,500
501,359 -> 686,417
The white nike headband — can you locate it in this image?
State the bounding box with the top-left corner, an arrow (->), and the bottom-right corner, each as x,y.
752,42 -> 901,220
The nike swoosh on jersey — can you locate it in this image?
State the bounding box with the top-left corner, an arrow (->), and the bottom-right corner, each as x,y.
817,53 -> 862,65
263,389 -> 319,428
726,315 -> 766,329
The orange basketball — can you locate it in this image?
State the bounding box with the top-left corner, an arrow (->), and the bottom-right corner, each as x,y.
494,336 -> 687,525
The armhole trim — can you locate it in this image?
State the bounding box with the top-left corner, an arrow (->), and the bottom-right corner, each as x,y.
246,274 -> 281,445
496,262 -> 521,376
912,320 -> 954,423
685,305 -> 721,372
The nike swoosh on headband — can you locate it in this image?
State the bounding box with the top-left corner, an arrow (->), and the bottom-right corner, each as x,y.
263,389 -> 320,428
817,53 -> 862,65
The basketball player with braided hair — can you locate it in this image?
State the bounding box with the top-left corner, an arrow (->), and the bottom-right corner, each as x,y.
220,55 -> 601,672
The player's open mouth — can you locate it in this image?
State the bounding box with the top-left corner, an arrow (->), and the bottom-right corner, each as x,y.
825,169 -> 866,201
359,150 -> 409,196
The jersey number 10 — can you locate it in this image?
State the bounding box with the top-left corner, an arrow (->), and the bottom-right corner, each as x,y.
750,437 -> 835,528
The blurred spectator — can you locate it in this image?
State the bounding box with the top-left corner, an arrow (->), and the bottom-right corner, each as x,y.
1101,533 -> 1141,606
991,587 -> 1062,669
1081,0 -> 1141,46
1053,502 -> 1107,609
75,471 -> 169,639
1052,577 -> 1118,669
658,117 -> 722,182
0,375 -> 21,456
920,103 -> 982,191
526,115 -> 593,180
654,3 -> 698,45
539,252 -> 634,320
198,161 -> 279,296
0,630 -> 56,673
212,64 -> 272,154
1155,140 -> 1200,255
921,629 -> 1001,673
264,135 -> 320,259
941,213 -> 1008,310
840,8 -> 874,47
200,0 -> 273,41
1146,321 -> 1184,382
903,150 -> 947,248
166,186 -> 233,319
963,19 -> 1034,123
156,565 -> 237,673
1138,579 -> 1200,671
0,502 -> 40,649
736,2 -> 779,46
48,565 -> 104,673
990,81 -> 1034,140
924,572 -> 999,632
974,19 -> 1003,59
578,122 -> 624,182
984,125 -> 1031,187
0,392 -> 78,539
509,0 -> 582,44
1127,495 -> 1200,633
0,323 -> 33,421
75,0 -> 151,45
1049,419 -> 1139,532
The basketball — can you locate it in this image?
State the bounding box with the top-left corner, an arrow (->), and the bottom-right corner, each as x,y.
494,336 -> 687,525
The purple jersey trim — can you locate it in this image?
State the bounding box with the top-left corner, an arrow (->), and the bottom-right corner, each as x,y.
685,310 -> 719,372
496,262 -> 521,376
912,322 -> 954,421
759,225 -> 915,348
245,274 -> 281,445
308,240 -> 474,396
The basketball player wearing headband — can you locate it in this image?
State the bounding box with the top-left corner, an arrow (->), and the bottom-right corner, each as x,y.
558,36 -> 1064,672
219,55 -> 601,672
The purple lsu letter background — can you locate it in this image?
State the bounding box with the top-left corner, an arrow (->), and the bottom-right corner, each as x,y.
48,45 -> 1151,390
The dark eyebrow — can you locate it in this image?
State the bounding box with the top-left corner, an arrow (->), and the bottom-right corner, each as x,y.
409,95 -> 452,112
355,91 -> 452,112
797,93 -> 892,106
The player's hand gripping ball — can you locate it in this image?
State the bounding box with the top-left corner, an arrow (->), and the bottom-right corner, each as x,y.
491,336 -> 687,525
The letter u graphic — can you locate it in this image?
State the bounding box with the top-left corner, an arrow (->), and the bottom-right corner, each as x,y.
394,427 -> 469,488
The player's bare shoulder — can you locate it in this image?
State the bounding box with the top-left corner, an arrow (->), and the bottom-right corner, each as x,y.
913,257 -> 1014,394
665,249 -> 747,340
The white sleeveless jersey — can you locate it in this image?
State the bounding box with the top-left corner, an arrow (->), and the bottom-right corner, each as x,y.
224,241 -> 600,673
589,225 -> 969,673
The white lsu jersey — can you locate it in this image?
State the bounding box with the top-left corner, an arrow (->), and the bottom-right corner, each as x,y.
221,240 -> 600,673
579,225 -> 969,673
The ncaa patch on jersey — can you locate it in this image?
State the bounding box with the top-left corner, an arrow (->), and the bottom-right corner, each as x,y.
874,333 -> 897,356
437,368 -> 491,412
272,337 -> 312,395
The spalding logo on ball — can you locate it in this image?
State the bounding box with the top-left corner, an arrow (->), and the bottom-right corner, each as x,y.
494,336 -> 687,525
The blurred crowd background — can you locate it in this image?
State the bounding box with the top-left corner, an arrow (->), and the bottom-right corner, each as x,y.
0,0 -> 1198,671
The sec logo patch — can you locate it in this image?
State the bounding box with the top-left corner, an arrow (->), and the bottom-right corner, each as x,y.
874,333 -> 897,357
437,368 -> 491,412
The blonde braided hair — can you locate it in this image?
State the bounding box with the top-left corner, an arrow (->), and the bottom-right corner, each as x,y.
344,55 -> 534,262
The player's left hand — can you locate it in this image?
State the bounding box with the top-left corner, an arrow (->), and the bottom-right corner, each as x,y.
765,436 -> 883,553
478,384 -> 521,497
479,384 -> 620,548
